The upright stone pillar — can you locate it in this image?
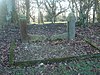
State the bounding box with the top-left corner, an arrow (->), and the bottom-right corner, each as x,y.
68,13 -> 76,40
20,17 -> 29,42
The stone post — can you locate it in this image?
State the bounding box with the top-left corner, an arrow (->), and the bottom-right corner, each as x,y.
68,13 -> 76,40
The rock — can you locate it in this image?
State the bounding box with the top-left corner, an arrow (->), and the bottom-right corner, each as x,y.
38,63 -> 44,67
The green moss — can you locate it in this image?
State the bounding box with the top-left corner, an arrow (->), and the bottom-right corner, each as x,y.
30,34 -> 47,42
9,41 -> 16,65
12,53 -> 100,67
50,33 -> 68,41
29,33 -> 68,42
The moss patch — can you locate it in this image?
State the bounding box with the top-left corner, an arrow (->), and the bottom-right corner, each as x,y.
30,34 -> 47,42
29,33 -> 68,42
12,53 -> 100,67
50,33 -> 68,41
9,41 -> 16,65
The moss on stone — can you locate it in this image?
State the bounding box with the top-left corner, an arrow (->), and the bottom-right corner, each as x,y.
9,41 -> 16,65
12,53 -> 100,67
29,33 -> 68,42
30,34 -> 47,42
50,33 -> 68,41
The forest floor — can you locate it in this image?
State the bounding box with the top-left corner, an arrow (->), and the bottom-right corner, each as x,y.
0,23 -> 100,75
15,23 -> 100,61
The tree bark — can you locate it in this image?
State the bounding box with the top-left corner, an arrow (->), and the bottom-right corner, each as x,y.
11,0 -> 18,24
96,0 -> 100,22
6,0 -> 13,24
25,0 -> 30,24
93,0 -> 97,23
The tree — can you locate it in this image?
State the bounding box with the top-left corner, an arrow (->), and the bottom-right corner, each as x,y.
69,0 -> 94,27
0,0 -> 7,28
16,0 -> 30,24
15,0 -> 30,42
5,0 -> 13,24
93,0 -> 98,23
35,0 -> 44,24
96,0 -> 100,22
3,0 -> 18,25
44,0 -> 68,23
25,0 -> 30,23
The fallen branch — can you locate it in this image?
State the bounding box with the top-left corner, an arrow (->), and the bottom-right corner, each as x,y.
84,38 -> 100,52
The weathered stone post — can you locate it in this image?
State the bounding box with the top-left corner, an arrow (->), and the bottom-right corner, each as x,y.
67,13 -> 76,40
20,17 -> 29,42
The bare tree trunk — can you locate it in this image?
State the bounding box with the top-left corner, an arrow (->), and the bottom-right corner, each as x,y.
85,0 -> 90,26
86,11 -> 89,26
40,11 -> 44,24
11,0 -> 18,24
6,0 -> 13,24
35,0 -> 42,24
52,16 -> 56,24
38,10 -> 44,24
93,0 -> 97,23
79,0 -> 83,27
0,0 -> 7,27
5,0 -> 18,25
96,0 -> 100,22
38,9 -> 41,24
93,8 -> 95,23
25,0 -> 30,24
